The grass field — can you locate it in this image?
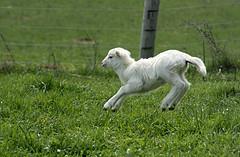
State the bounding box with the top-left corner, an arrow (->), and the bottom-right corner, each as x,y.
0,72 -> 239,156
0,0 -> 240,156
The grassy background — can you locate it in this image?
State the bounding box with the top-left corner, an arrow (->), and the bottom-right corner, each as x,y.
0,0 -> 240,156
0,0 -> 240,71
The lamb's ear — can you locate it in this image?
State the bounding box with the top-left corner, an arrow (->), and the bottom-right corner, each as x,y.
116,51 -> 121,57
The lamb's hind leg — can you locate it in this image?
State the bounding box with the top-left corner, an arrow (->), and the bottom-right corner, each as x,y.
167,82 -> 189,110
160,86 -> 178,110
168,74 -> 190,110
160,74 -> 188,111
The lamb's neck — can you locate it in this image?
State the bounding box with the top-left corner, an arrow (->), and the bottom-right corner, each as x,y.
114,64 -> 127,78
114,58 -> 135,72
114,57 -> 135,84
124,57 -> 135,66
114,64 -> 130,84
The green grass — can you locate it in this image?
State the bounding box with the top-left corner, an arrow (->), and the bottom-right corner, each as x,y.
0,0 -> 240,156
0,72 -> 239,156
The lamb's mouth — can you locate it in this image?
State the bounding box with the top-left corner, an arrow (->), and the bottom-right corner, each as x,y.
101,63 -> 107,67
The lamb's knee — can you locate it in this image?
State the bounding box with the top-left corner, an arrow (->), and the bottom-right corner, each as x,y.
177,82 -> 190,91
184,82 -> 190,91
175,82 -> 184,90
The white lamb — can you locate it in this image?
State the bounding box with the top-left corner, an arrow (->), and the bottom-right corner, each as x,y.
101,47 -> 207,111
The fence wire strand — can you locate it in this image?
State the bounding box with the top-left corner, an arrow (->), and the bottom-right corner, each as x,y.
3,38 -> 240,50
0,2 -> 239,11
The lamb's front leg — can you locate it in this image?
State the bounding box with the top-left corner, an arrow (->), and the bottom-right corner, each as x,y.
111,97 -> 125,111
103,81 -> 143,110
103,89 -> 125,110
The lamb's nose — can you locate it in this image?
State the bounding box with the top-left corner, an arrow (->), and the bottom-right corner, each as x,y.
101,62 -> 106,67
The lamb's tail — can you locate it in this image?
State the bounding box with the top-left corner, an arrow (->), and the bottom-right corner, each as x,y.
187,57 -> 207,77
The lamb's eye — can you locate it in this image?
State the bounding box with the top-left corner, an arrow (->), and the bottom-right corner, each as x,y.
109,56 -> 113,59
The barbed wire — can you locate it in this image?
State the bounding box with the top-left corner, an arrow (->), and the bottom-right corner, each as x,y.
4,42 -> 95,48
0,20 -> 239,32
0,6 -> 142,12
3,38 -> 240,50
0,25 -> 139,32
0,2 -> 239,12
163,2 -> 240,11
0,60 -> 95,66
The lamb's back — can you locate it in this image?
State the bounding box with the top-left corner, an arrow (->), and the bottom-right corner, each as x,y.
126,50 -> 191,81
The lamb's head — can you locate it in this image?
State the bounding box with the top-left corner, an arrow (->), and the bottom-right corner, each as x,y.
101,47 -> 134,69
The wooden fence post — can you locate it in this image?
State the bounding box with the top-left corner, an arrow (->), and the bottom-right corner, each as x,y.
140,0 -> 160,58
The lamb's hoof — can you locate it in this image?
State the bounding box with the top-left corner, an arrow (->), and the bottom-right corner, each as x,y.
161,108 -> 167,112
111,106 -> 119,112
103,105 -> 111,111
111,108 -> 118,112
103,107 -> 108,111
103,103 -> 112,110
168,107 -> 175,111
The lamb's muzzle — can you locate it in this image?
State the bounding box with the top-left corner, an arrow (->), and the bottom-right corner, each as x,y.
101,62 -> 106,67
